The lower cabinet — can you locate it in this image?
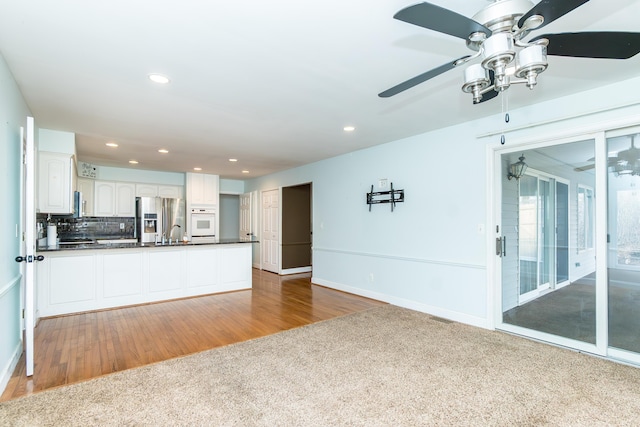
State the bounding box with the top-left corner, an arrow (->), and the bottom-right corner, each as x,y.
36,244 -> 252,317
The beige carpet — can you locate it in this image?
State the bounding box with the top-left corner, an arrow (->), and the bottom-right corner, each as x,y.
2,305 -> 640,426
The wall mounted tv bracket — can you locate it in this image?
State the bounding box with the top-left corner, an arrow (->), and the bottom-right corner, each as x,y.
367,183 -> 404,212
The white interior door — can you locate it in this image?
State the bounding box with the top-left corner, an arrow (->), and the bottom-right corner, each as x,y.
239,192 -> 253,240
22,116 -> 37,377
261,189 -> 279,273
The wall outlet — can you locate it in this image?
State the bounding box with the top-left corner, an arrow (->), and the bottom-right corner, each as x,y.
378,179 -> 388,189
120,223 -> 125,230
369,273 -> 374,282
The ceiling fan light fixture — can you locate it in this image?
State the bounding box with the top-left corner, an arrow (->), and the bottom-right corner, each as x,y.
515,44 -> 548,88
481,33 -> 516,72
462,64 -> 490,103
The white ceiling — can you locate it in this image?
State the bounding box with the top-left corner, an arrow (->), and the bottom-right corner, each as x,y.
1,0 -> 639,179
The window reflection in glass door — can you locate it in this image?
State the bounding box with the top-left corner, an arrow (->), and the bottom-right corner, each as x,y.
502,139 -> 596,345
607,132 -> 640,354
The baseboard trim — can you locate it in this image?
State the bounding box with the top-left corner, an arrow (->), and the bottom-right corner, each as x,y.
281,266 -> 312,275
0,342 -> 22,397
312,277 -> 489,330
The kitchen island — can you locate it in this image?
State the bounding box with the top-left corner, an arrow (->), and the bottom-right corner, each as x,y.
36,239 -> 257,318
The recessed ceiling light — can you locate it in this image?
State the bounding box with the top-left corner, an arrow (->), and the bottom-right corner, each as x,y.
129,160 -> 139,164
229,158 -> 238,162
343,126 -> 355,132
193,167 -> 202,171
158,149 -> 169,154
106,142 -> 118,147
148,74 -> 170,84
242,170 -> 250,174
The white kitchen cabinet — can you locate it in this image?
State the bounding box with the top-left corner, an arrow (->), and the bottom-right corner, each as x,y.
135,183 -> 159,197
187,173 -> 218,206
158,185 -> 183,199
76,178 -> 95,216
94,181 -> 116,216
94,181 -> 136,217
38,151 -> 75,214
36,244 -> 252,317
136,184 -> 183,199
116,183 -> 136,216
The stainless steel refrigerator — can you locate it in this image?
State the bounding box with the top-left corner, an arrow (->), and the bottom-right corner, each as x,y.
136,197 -> 186,243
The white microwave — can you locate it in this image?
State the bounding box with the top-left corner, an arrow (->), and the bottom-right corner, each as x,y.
190,208 -> 216,237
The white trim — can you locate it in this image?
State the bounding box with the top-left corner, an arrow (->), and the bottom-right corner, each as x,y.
0,274 -> 21,299
0,342 -> 22,397
0,275 -> 23,396
594,131 -> 609,355
478,102 -> 640,138
313,247 -> 485,270
281,266 -> 312,275
312,277 -> 489,329
608,348 -> 640,367
499,323 -> 600,355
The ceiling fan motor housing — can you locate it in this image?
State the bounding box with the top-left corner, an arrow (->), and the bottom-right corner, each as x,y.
472,0 -> 535,33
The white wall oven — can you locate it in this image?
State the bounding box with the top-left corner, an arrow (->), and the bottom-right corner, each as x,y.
190,208 -> 216,242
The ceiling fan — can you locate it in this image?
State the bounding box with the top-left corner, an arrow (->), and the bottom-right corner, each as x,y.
574,135 -> 640,175
378,0 -> 640,104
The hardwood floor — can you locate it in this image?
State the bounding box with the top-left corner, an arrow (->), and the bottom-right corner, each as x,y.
1,269 -> 386,401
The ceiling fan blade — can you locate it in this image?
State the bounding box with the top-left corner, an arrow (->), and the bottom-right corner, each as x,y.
574,164 -> 595,172
394,2 -> 490,41
378,56 -> 470,98
532,32 -> 640,59
476,71 -> 499,104
518,0 -> 590,30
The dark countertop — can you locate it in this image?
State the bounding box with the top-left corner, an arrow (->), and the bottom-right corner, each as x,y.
37,238 -> 259,252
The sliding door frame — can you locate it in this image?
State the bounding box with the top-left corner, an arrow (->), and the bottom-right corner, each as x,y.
489,131 -> 607,357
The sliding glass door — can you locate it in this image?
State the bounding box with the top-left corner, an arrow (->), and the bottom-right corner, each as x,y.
607,130 -> 640,358
501,139 -> 597,346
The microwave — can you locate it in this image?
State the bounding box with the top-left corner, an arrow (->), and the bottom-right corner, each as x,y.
190,208 -> 216,237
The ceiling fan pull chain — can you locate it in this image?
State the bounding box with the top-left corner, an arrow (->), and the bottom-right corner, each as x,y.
500,91 -> 510,145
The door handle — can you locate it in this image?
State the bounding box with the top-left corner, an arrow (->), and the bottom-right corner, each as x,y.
15,255 -> 44,263
495,237 -> 506,257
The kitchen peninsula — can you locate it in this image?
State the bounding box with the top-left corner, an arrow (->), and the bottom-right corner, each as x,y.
36,239 -> 257,317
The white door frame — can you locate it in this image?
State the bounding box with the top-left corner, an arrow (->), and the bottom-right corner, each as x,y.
23,116 -> 37,376
487,130 -> 606,356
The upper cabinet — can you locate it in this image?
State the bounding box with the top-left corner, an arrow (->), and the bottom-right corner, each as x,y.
94,181 -> 136,217
38,151 -> 76,214
135,183 -> 158,198
76,178 -> 94,216
187,173 -> 218,207
135,183 -> 184,199
158,185 -> 183,199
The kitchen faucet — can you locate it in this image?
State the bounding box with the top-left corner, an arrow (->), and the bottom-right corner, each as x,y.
169,224 -> 181,243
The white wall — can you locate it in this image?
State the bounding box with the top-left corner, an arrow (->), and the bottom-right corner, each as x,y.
0,53 -> 32,394
245,75 -> 640,329
220,178 -> 245,194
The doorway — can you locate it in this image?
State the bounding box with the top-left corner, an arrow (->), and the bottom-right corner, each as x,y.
281,183 -> 312,274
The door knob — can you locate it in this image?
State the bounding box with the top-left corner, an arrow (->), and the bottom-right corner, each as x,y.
15,255 -> 45,263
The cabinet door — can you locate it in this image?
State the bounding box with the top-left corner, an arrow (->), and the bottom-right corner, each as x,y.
76,178 -> 95,216
202,174 -> 218,205
158,185 -> 183,199
136,184 -> 158,197
94,181 -> 115,216
116,183 -> 136,217
187,173 -> 218,206
188,173 -> 205,204
38,152 -> 72,214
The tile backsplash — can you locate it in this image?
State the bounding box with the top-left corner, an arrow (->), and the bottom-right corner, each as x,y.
38,215 -> 136,241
